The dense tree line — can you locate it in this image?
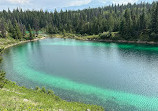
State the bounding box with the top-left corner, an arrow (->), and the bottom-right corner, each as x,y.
0,2 -> 158,41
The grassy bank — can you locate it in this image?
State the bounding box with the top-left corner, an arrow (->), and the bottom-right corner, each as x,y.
50,32 -> 158,45
0,37 -> 104,111
50,33 -> 100,40
0,34 -> 47,49
0,81 -> 104,110
49,32 -> 120,40
0,38 -> 21,49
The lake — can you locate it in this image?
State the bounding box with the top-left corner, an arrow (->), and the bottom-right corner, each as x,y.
1,38 -> 158,111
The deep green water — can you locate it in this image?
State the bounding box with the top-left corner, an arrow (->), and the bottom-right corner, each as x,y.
1,38 -> 158,111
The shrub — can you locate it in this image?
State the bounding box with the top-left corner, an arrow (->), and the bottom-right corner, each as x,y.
35,86 -> 40,91
41,87 -> 46,93
99,32 -> 111,39
47,90 -> 54,96
0,56 -> 2,63
54,96 -> 61,101
0,71 -> 6,88
0,47 -> 4,53
150,32 -> 158,41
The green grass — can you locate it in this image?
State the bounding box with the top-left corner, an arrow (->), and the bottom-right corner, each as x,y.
50,33 -> 100,40
50,32 -> 120,41
0,33 -> 47,49
0,81 -> 104,111
0,37 -> 21,48
75,35 -> 99,40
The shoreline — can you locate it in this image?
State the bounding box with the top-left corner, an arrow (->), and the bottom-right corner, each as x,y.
4,37 -> 46,50
87,39 -> 158,45
51,34 -> 158,45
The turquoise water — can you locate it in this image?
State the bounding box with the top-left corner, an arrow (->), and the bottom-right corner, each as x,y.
1,38 -> 158,111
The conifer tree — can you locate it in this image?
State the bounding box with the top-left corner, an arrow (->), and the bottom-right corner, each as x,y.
28,24 -> 33,40
13,21 -> 22,39
151,2 -> 158,33
139,9 -> 147,31
0,18 -> 7,38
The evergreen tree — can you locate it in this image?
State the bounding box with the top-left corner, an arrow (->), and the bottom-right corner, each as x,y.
107,14 -> 114,32
8,20 -> 14,34
151,2 -> 158,33
22,25 -> 26,37
151,2 -> 158,40
33,18 -> 39,37
0,2 -> 157,41
28,24 -> 33,40
124,9 -> 132,32
122,9 -> 132,39
139,9 -> 147,31
13,21 -> 22,39
119,18 -> 126,35
0,18 -> 7,38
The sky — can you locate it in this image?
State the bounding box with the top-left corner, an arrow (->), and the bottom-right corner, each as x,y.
0,0 -> 157,11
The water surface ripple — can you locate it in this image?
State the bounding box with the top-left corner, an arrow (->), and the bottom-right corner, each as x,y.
1,38 -> 158,111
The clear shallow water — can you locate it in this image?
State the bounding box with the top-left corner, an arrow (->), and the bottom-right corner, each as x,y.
1,38 -> 158,111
